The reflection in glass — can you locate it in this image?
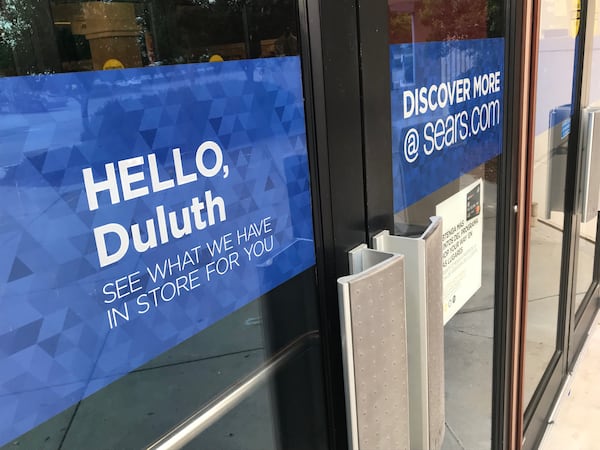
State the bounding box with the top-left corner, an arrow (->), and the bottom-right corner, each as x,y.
523,0 -> 577,407
574,23 -> 600,313
0,0 -> 300,77
575,216 -> 596,311
183,342 -> 327,450
0,290 -> 327,450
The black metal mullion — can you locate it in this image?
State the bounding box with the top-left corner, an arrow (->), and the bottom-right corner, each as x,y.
493,0 -> 525,447
296,1 -> 344,449
300,0 -> 371,449
354,0 -> 394,240
559,0 -> 590,370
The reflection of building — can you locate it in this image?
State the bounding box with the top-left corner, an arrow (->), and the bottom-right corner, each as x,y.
52,2 -> 147,71
1,0 -> 300,76
80,2 -> 143,71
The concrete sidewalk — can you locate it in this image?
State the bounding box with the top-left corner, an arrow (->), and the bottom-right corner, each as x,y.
539,309 -> 600,450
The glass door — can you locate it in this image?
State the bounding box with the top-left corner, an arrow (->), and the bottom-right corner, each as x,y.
568,0 -> 600,368
384,1 -> 506,448
523,0 -> 600,448
522,0 -> 579,415
521,2 -> 578,444
0,1 -> 332,449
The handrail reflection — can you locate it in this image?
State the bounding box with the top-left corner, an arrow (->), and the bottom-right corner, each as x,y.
146,331 -> 320,450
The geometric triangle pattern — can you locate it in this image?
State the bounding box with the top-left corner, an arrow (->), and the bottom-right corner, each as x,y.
0,56 -> 316,446
7,258 -> 33,282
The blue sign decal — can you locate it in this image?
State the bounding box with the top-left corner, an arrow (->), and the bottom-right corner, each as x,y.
0,57 -> 315,445
391,38 -> 505,213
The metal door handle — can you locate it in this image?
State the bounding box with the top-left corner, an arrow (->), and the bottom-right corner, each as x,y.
338,245 -> 410,450
373,217 -> 444,450
580,108 -> 600,223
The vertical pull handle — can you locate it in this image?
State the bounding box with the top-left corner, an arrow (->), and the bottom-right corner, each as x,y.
338,245 -> 410,450
373,217 -> 444,450
581,108 -> 600,222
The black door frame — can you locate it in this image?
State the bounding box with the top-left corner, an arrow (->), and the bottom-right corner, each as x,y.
299,0 -> 382,448
300,1 -> 522,449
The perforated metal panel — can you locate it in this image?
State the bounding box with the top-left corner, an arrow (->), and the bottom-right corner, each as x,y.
424,219 -> 445,450
373,217 -> 445,450
338,249 -> 410,450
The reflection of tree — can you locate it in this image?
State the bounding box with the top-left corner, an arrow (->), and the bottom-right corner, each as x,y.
0,41 -> 15,74
389,9 -> 412,44
0,0 -> 30,74
418,0 -> 503,41
0,0 -> 60,75
418,0 -> 489,41
0,0 -> 31,48
389,0 -> 503,45
486,0 -> 503,38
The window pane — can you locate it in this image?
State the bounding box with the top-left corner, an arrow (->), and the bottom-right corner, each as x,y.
523,0 -> 578,407
388,1 -> 504,448
0,1 -> 325,449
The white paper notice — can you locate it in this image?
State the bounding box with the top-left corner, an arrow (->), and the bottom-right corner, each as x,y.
436,179 -> 484,324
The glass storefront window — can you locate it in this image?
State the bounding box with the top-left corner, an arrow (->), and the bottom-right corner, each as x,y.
523,0 -> 579,407
0,1 -> 328,449
0,0 -> 300,77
